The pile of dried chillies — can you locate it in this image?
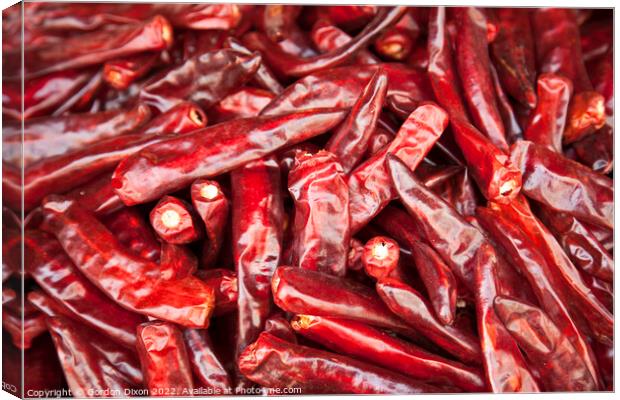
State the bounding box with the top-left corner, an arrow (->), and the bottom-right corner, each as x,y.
2,3 -> 614,396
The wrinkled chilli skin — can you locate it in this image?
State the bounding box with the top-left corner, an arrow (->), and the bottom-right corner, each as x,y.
289,151 -> 350,276
24,230 -> 145,348
348,103 -> 448,233
524,74 -> 573,153
231,157 -> 285,360
271,266 -> 414,335
511,140 -> 613,230
4,5 -> 614,396
475,206 -> 602,388
238,332 -> 442,394
376,278 -> 482,364
136,322 -> 195,395
112,109 -> 346,205
494,297 -> 598,391
290,315 -> 486,391
40,196 -> 216,328
47,316 -> 144,395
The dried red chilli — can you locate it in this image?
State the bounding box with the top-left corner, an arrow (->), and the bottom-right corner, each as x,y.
494,296 -> 598,391
195,269 -> 238,316
376,278 -> 481,364
318,5 -> 378,30
349,103 -> 449,233
427,7 -> 469,121
325,69 -> 388,173
261,64 -> 432,116
3,103 -> 151,167
65,173 -> 124,216
288,150 -> 350,277
588,48 -> 613,116
24,229 -> 145,348
159,243 -> 198,281
362,236 -> 401,282
19,15 -> 173,79
510,140 -> 613,229
366,127 -> 394,157
140,101 -> 208,135
374,27 -> 414,61
180,29 -> 228,61
209,87 -> 275,123
563,91 -> 606,145
430,167 -> 478,217
103,207 -> 161,263
4,68 -> 98,120
274,25 -> 319,58
532,8 -> 592,92
40,196 -> 216,328
242,7 -> 407,78
536,205 -> 613,283
150,195 -> 203,244
47,315 -> 144,393
272,266 -> 414,336
310,19 -> 380,65
573,125 -> 613,175
523,73 -> 573,153
13,132 -> 173,212
190,179 -> 230,267
346,238 -> 366,272
183,329 -> 231,392
256,5 -> 302,42
580,19 -> 612,62
4,5 -> 615,395
487,8 -> 536,109
290,315 -> 485,392
2,309 -> 48,350
136,321 -> 195,395
490,64 -> 523,145
111,108 -> 346,205
450,117 -> 522,204
489,196 -> 613,344
263,313 -> 297,343
475,206 -> 602,388
408,240 -> 458,326
452,7 -> 508,152
239,332 -> 441,394
223,37 -> 284,95
103,51 -> 161,90
139,48 -> 261,113
21,100 -> 205,180
23,3 -> 242,32
231,157 -> 284,359
472,242 -> 540,392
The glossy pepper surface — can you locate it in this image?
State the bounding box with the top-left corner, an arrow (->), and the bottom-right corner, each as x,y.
523,73 -> 573,153
291,314 -> 485,391
475,206 -> 601,388
24,229 -> 145,348
40,196 -> 215,328
47,315 -> 143,395
511,140 -> 613,229
272,266 -> 413,335
289,150 -> 350,276
452,7 -> 508,152
348,103 -> 448,233
112,108 -> 346,205
495,296 -> 598,391
239,332 -> 441,394
231,157 -> 285,360
136,322 -> 195,395
325,69 -> 388,173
